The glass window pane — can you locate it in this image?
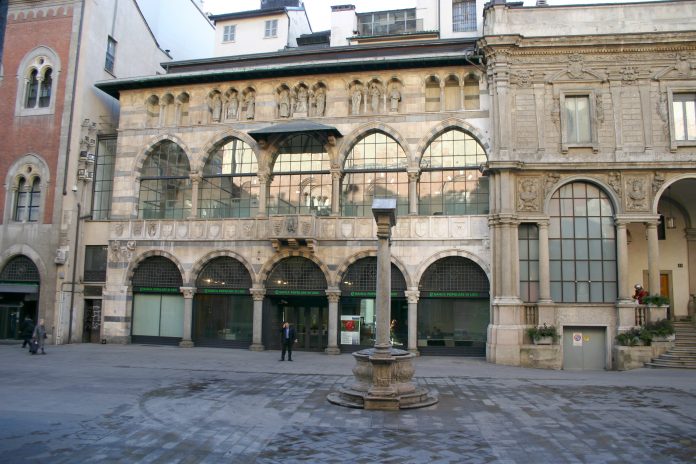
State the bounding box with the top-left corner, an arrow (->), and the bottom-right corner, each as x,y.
603,261 -> 617,282
574,217 -> 588,238
563,282 -> 575,302
132,294 -> 161,336
576,261 -> 589,280
576,282 -> 590,302
588,240 -> 602,260
551,282 -> 562,302
561,239 -> 575,259
590,282 -> 604,302
519,262 -> 528,280
529,262 -> 539,281
159,295 -> 184,337
549,239 -> 561,260
673,101 -> 685,140
575,240 -> 588,259
604,283 -> 617,302
562,261 -> 575,280
550,261 -> 561,278
602,240 -> 616,260
589,261 -> 603,281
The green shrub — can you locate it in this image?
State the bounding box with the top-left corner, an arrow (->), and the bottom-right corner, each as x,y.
616,327 -> 653,346
642,295 -> 670,306
527,323 -> 558,342
644,319 -> 675,337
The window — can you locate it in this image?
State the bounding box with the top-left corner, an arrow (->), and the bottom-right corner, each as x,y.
138,141 -> 191,219
268,135 -> 331,215
16,49 -> 59,116
564,95 -> 591,144
264,19 -> 278,38
357,9 -> 418,36
199,138 -> 258,218
105,36 -> 116,73
453,0 -> 476,32
419,129 -> 488,216
519,224 -> 540,303
38,68 -> 52,108
14,178 -> 27,221
28,178 -> 40,222
25,69 -> 38,108
342,132 -> 408,217
549,182 -> 616,303
223,24 -> 236,42
672,93 -> 696,141
84,245 -> 108,282
92,137 -> 117,220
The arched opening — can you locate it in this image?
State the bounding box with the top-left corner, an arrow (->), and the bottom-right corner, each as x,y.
0,256 -> 40,340
444,75 -> 460,111
194,257 -> 253,348
38,68 -> 52,108
425,76 -> 440,112
263,257 -> 328,351
339,257 -> 408,352
131,256 -> 184,345
464,74 -> 480,110
138,141 -> 191,219
419,129 -> 488,215
199,138 -> 258,218
418,256 -> 489,356
342,131 -> 408,217
25,69 -> 39,108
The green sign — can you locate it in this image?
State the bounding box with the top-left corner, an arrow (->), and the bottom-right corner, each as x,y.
347,291 -> 401,298
271,289 -> 324,296
423,291 -> 488,298
134,286 -> 180,294
199,288 -> 249,295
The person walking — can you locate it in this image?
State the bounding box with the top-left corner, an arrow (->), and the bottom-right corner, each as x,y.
279,321 -> 296,361
20,316 -> 35,348
31,318 -> 47,355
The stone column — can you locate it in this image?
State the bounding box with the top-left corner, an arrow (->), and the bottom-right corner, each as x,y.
646,221 -> 660,296
179,287 -> 195,347
250,287 -> 265,351
325,288 -> 341,355
407,170 -> 419,216
331,170 -> 342,216
405,289 -> 419,354
257,172 -> 270,217
372,200 -> 396,357
536,219 -> 554,326
615,220 -> 635,331
158,103 -> 166,127
188,171 -> 200,219
439,82 -> 445,112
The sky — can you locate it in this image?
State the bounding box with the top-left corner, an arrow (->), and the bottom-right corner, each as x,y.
200,0 -> 659,32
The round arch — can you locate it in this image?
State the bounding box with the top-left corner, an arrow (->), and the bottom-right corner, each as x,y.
258,251 -> 331,290
125,250 -> 187,287
334,249 -> 413,289
652,173 -> 696,222
415,249 -> 491,287
190,250 -> 257,287
543,175 -> 621,215
0,246 -> 49,287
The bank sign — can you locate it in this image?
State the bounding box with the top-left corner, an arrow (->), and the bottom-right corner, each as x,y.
421,291 -> 489,298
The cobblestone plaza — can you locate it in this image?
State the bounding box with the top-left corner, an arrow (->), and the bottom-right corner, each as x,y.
1,344 -> 694,463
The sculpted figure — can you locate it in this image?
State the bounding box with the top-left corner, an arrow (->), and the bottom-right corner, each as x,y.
351,89 -> 362,115
211,94 -> 222,122
245,93 -> 255,120
389,86 -> 401,112
315,88 -> 326,116
227,92 -> 239,119
279,89 -> 290,118
296,86 -> 308,113
370,85 -> 380,113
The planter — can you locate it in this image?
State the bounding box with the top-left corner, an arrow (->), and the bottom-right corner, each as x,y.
652,334 -> 675,342
613,345 -> 652,371
533,336 -> 554,345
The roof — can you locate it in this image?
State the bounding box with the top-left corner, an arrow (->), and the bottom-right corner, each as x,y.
209,7 -> 291,23
248,121 -> 342,140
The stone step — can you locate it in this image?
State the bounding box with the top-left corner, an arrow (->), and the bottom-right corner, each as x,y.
657,354 -> 696,362
645,361 -> 696,369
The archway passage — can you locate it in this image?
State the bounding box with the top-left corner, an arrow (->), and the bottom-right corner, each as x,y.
418,256 -> 490,356
193,257 -> 253,348
131,256 -> 184,345
339,257 -> 407,352
0,256 -> 40,340
263,256 -> 328,351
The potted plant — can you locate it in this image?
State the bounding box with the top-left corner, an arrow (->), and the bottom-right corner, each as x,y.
644,319 -> 675,342
527,323 -> 558,345
616,327 -> 652,346
642,295 -> 670,306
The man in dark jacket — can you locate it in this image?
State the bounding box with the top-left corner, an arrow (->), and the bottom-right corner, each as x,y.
31,318 -> 47,355
279,321 -> 296,361
20,316 -> 35,348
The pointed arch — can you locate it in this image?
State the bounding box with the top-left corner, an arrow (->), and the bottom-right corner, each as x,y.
133,134 -> 193,176
414,118 -> 490,165
338,122 -> 413,166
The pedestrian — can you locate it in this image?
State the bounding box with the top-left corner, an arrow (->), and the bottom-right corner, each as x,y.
20,315 -> 35,348
633,284 -> 648,304
31,318 -> 47,355
279,321 -> 296,361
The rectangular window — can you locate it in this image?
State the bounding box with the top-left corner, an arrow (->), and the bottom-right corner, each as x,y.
357,9 -> 418,37
92,137 -> 116,220
672,93 -> 696,141
84,245 -> 108,282
105,36 -> 116,73
453,0 -> 476,32
222,24 -> 236,42
264,19 -> 278,38
519,224 -> 540,303
564,95 -> 592,144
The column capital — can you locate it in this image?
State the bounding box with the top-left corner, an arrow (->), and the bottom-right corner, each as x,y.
326,287 -> 341,303
404,290 -> 420,304
536,219 -> 550,228
407,170 -> 420,182
250,287 -> 266,300
644,220 -> 659,229
180,287 -> 196,299
685,228 -> 696,241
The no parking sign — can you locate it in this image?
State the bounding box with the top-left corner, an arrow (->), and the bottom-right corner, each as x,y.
573,332 -> 583,346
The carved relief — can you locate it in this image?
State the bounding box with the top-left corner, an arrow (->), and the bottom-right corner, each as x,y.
147,223 -> 158,238
313,85 -> 327,117
657,92 -> 669,137
226,89 -> 239,120
113,223 -> 124,238
544,172 -> 560,196
242,222 -> 255,239
512,69 -> 534,88
625,177 -> 649,211
277,86 -> 292,118
620,66 -> 639,84
608,172 -> 621,195
389,84 -> 401,112
295,84 -> 309,115
109,241 -> 136,263
675,53 -> 693,77
517,177 -> 541,212
595,93 -> 604,124
243,89 -> 256,120
176,223 -> 188,239
568,54 -> 585,79
349,81 -> 363,115
132,221 -> 143,237
208,90 -> 223,123
161,222 -> 174,238
652,172 -> 665,194
208,223 -> 221,239
368,82 -> 382,113
550,97 -> 560,128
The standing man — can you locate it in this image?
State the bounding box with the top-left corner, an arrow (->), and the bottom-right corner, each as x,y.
279,321 -> 296,361
20,315 -> 35,348
31,318 -> 47,355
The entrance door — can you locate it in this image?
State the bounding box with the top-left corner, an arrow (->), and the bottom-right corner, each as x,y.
563,326 -> 606,370
660,273 -> 671,319
270,297 -> 327,351
0,305 -> 21,339
82,300 -> 102,343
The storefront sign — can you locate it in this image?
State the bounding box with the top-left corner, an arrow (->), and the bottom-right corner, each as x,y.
344,291 -> 401,298
422,291 -> 488,298
271,289 -> 324,296
133,286 -> 180,294
199,288 -> 249,295
340,316 -> 361,345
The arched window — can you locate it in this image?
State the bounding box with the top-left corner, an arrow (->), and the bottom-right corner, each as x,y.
28,178 -> 41,222
425,76 -> 440,112
342,132 -> 408,217
14,178 -> 27,221
268,134 -> 331,215
0,255 -> 40,282
25,69 -> 39,108
38,68 -> 52,108
199,138 -> 258,218
138,141 -> 191,219
444,76 -> 460,111
419,129 -> 488,215
549,182 -> 616,303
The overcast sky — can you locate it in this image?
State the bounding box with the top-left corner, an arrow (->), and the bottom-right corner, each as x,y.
200,0 -> 659,32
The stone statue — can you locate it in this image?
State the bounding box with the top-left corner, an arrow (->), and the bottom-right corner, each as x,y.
211,94 -> 222,122
370,85 -> 380,113
351,88 -> 362,115
279,89 -> 290,118
389,86 -> 401,112
315,88 -> 326,116
227,92 -> 238,119
245,93 -> 255,120
296,86 -> 308,113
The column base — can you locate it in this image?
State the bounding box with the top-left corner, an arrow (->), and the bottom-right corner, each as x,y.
249,343 -> 265,352
408,349 -> 420,356
179,340 -> 194,348
325,346 -> 341,355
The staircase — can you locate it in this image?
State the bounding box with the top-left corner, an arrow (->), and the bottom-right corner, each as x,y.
645,322 -> 696,369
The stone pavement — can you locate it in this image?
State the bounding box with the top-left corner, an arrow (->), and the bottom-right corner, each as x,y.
1,343 -> 695,463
